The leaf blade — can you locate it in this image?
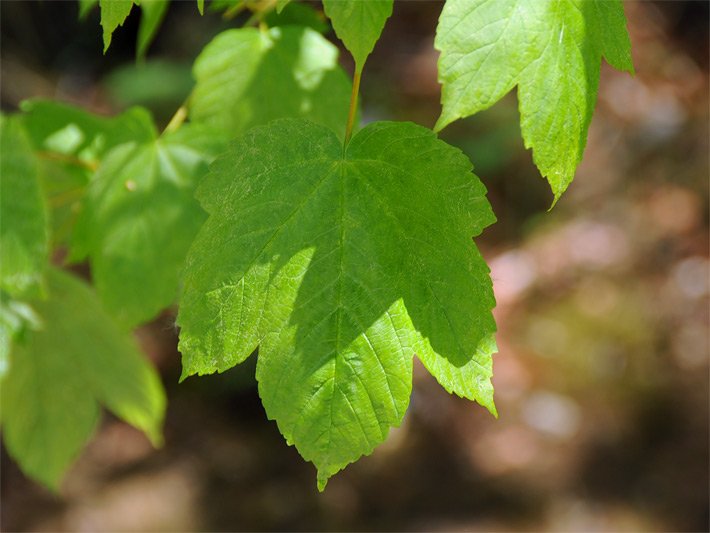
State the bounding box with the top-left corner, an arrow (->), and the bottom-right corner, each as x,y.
178,119 -> 497,488
189,26 -> 352,138
435,0 -> 633,199
99,0 -> 135,52
322,0 -> 393,70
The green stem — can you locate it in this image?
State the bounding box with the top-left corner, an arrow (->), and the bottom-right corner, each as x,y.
163,104 -> 188,134
344,67 -> 362,145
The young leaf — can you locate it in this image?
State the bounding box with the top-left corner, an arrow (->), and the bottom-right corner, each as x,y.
1,268 -> 165,489
189,26 -> 352,139
137,0 -> 170,59
177,119 -> 496,489
99,0 -> 135,52
0,117 -> 49,299
197,0 -> 204,15
276,0 -> 291,14
73,125 -> 223,328
322,0 -> 392,71
435,0 -> 633,199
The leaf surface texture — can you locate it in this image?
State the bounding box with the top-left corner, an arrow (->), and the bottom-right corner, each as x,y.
435,0 -> 633,198
178,119 -> 497,488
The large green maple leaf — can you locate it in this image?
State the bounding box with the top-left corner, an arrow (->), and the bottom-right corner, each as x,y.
178,119 -> 496,489
435,0 -> 633,199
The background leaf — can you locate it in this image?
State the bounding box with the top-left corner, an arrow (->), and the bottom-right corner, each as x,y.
19,100 -> 158,250
0,116 -> 49,299
137,0 -> 170,59
177,119 -> 496,489
189,26 -> 352,139
73,124 -> 222,327
1,268 -> 165,489
435,0 -> 633,199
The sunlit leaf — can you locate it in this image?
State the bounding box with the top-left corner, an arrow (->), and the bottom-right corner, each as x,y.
178,119 -> 496,489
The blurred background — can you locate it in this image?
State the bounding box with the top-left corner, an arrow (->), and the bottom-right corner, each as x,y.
1,1 -> 708,531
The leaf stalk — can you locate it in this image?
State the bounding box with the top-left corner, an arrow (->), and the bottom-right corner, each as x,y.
344,67 -> 361,146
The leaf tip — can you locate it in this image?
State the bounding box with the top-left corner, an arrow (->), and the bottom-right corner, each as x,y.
316,473 -> 329,492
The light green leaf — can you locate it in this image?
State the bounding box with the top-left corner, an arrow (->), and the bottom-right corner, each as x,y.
0,117 -> 49,299
177,119 -> 496,489
322,0 -> 392,70
137,0 -> 170,59
276,0 -> 291,13
1,268 -> 165,489
435,0 -> 633,199
100,0 -> 136,52
74,125 -> 221,328
197,0 -> 204,15
189,26 -> 351,139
